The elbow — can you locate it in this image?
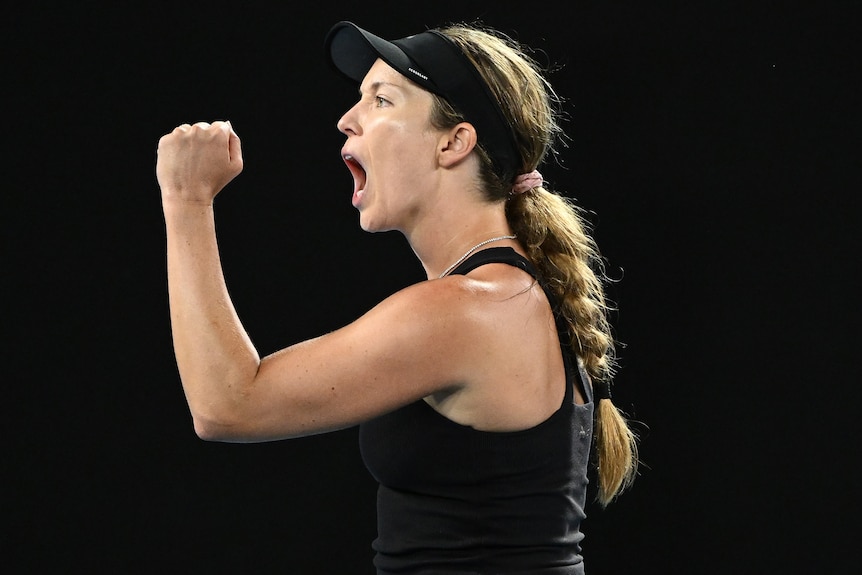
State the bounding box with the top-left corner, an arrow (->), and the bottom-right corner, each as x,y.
184,378 -> 258,442
190,409 -> 246,442
192,416 -> 226,442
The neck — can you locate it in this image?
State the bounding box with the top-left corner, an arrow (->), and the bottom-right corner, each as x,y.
405,205 -> 515,280
398,162 -> 516,279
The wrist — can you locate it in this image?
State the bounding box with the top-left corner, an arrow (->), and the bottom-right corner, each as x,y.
162,196 -> 215,228
160,184 -> 216,205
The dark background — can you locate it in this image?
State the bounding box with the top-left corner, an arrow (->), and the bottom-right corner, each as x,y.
4,1 -> 857,573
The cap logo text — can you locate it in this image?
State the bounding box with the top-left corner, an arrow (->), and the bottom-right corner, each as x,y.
408,68 -> 429,81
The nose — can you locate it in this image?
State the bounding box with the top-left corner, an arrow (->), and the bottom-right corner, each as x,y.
337,101 -> 361,136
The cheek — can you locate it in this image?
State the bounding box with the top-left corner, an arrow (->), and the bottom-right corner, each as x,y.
383,146 -> 435,193
398,127 -> 440,167
366,113 -> 440,189
377,128 -> 436,174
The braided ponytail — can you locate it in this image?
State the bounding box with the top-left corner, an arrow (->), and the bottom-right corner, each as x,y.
437,23 -> 639,505
508,189 -> 637,505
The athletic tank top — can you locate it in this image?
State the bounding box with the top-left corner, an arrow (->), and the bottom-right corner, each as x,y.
359,247 -> 594,574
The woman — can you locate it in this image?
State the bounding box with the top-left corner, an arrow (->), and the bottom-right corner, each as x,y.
156,20 -> 638,574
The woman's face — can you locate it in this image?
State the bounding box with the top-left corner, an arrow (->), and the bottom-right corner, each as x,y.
337,59 -> 444,233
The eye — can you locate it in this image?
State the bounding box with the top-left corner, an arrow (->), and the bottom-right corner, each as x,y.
375,96 -> 391,108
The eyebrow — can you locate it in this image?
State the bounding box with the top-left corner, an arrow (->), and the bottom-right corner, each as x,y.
359,80 -> 402,96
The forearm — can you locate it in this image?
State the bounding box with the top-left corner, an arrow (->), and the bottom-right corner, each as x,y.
164,201 -> 260,434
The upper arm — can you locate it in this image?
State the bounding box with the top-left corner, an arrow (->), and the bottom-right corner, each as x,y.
198,279 -> 479,441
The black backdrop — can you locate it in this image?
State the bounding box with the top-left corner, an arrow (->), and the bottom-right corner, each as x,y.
4,2 -> 857,573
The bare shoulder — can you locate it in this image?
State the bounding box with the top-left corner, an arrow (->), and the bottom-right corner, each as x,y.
376,264 -> 542,340
372,271 -> 495,325
326,267 -> 544,395
388,264 -> 554,381
354,274 -> 497,365
417,264 -> 566,431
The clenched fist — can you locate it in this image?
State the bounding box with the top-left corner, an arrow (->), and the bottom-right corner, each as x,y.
156,121 -> 243,205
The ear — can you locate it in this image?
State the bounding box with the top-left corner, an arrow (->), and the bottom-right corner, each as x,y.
437,122 -> 478,168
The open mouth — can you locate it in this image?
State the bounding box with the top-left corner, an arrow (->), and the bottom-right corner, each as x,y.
342,154 -> 367,205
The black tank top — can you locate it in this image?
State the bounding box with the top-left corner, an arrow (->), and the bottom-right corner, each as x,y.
359,247 -> 594,575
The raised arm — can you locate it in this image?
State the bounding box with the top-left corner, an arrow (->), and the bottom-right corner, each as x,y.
157,121 -> 259,439
155,122 -> 476,442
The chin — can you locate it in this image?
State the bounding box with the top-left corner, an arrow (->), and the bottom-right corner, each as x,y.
358,212 -> 397,234
357,212 -> 383,233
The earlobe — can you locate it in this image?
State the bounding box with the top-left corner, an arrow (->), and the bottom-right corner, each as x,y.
438,122 -> 478,168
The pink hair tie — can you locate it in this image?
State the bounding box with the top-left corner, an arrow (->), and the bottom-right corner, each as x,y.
511,170 -> 543,194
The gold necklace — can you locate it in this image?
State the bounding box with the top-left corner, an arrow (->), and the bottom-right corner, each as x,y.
438,235 -> 516,278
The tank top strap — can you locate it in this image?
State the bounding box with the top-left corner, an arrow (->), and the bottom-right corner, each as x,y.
448,246 -> 537,278
449,247 -> 582,405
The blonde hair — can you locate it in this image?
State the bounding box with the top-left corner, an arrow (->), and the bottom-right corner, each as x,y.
435,23 -> 639,506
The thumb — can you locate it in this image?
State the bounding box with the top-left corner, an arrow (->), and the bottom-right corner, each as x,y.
226,121 -> 243,167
